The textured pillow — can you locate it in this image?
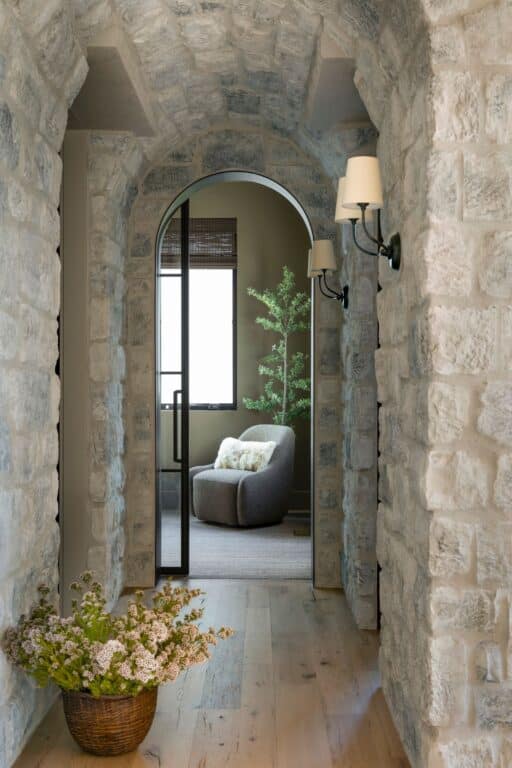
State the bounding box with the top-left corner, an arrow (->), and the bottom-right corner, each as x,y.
214,437 -> 276,472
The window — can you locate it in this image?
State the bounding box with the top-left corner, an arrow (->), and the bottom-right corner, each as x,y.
160,217 -> 237,410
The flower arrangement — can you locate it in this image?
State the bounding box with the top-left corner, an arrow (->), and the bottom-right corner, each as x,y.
2,571 -> 233,697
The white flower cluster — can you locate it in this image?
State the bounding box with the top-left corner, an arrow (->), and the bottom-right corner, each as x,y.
2,573 -> 234,698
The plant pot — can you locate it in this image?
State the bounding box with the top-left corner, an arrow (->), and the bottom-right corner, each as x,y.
61,687 -> 158,756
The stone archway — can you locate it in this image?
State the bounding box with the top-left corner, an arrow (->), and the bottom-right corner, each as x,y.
122,127 -> 344,591
1,1 -> 512,766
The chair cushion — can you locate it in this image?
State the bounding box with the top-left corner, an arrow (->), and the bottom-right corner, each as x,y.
214,437 -> 276,472
192,469 -> 252,526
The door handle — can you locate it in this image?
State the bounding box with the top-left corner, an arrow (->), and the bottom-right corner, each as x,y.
172,389 -> 182,464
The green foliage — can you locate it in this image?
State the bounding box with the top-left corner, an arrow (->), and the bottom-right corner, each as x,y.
2,571 -> 233,697
243,266 -> 311,426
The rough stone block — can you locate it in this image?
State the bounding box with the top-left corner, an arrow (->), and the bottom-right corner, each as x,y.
143,164 -> 195,195
431,71 -> 480,142
0,310 -> 18,360
319,488 -> 337,509
0,102 -> 20,171
464,150 -> 512,221
477,686 -> 512,729
19,304 -> 57,367
430,23 -> 466,65
350,386 -> 377,431
0,418 -> 11,473
428,306 -> 498,375
201,130 -> 264,173
465,3 -> 512,66
495,454 -> 512,511
318,328 -> 340,375
429,517 -> 473,577
429,635 -> 468,727
477,525 -> 512,586
425,450 -> 490,511
478,383 -> 512,448
89,342 -> 124,383
0,369 -> 55,432
479,231 -> 512,298
89,297 -> 111,341
9,58 -> 42,130
501,738 -> 512,766
476,642 -> 504,684
346,345 -> 374,381
486,74 -> 512,144
427,382 -> 470,445
319,441 -> 337,468
417,226 -> 472,297
501,307 -> 512,372
438,737 -> 496,768
182,15 -> 226,50
427,149 -> 459,220
128,296 -> 152,347
346,433 -> 374,470
319,405 -> 339,429
225,88 -> 260,116
430,587 -> 493,632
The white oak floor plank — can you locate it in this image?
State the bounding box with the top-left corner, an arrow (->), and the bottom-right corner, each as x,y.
14,579 -> 409,768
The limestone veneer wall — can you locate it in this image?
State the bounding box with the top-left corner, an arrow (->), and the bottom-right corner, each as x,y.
64,132 -> 141,605
361,0 -> 512,764
123,126 -> 343,588
2,1 -> 511,766
339,233 -> 378,630
0,3 -> 86,766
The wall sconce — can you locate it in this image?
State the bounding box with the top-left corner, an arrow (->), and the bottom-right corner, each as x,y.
308,240 -> 349,309
336,156 -> 401,271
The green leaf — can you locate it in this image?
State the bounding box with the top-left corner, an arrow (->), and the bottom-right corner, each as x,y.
243,266 -> 311,427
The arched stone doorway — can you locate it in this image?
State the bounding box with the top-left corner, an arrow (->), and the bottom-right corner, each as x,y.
123,137 -> 343,592
2,1 -> 511,765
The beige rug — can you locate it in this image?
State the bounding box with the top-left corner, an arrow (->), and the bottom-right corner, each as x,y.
161,511 -> 311,579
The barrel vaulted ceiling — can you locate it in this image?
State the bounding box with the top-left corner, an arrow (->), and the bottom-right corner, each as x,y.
69,0 -> 381,174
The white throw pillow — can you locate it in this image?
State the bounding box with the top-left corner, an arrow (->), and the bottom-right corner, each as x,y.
214,437 -> 276,472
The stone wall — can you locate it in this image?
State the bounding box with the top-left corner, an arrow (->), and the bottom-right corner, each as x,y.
80,133 -> 142,603
123,125 -> 343,588
0,3 -> 86,766
361,0 -> 512,764
340,233 -> 378,630
424,2 -> 512,764
2,1 -> 511,766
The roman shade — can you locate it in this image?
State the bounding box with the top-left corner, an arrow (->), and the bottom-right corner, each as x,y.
161,217 -> 237,269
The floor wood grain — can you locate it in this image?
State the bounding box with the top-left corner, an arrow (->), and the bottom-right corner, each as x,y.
14,580 -> 409,768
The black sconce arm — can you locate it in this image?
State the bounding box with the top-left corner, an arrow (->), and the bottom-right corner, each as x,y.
347,207 -> 401,271
359,204 -> 381,247
318,270 -> 349,309
351,219 -> 378,257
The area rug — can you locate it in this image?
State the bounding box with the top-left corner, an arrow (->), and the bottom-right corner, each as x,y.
161,511 -> 311,579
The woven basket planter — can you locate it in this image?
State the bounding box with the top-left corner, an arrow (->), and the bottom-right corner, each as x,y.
61,687 -> 158,756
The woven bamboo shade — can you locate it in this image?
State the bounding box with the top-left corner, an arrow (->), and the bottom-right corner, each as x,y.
161,218 -> 237,269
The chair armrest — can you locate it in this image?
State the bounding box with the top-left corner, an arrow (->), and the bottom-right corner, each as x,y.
189,463 -> 214,478
189,464 -> 214,516
237,459 -> 292,526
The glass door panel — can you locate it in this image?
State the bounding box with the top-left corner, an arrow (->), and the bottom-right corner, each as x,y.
156,200 -> 189,573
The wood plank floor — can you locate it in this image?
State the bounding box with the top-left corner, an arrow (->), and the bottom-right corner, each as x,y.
15,580 -> 409,768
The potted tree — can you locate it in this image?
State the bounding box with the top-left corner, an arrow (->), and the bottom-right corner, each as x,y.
2,572 -> 232,756
243,265 -> 311,426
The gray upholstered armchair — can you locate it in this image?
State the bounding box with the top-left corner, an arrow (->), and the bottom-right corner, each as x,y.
189,425 -> 295,527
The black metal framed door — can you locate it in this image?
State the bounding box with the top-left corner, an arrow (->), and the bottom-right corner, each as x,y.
156,199 -> 190,575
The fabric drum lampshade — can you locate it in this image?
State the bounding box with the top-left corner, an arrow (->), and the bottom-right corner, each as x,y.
343,156 -> 384,210
310,240 -> 337,272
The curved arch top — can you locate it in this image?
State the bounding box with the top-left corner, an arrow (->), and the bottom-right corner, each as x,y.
155,170 -> 315,250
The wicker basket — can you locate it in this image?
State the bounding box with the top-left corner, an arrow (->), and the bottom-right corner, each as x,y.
61,687 -> 158,756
